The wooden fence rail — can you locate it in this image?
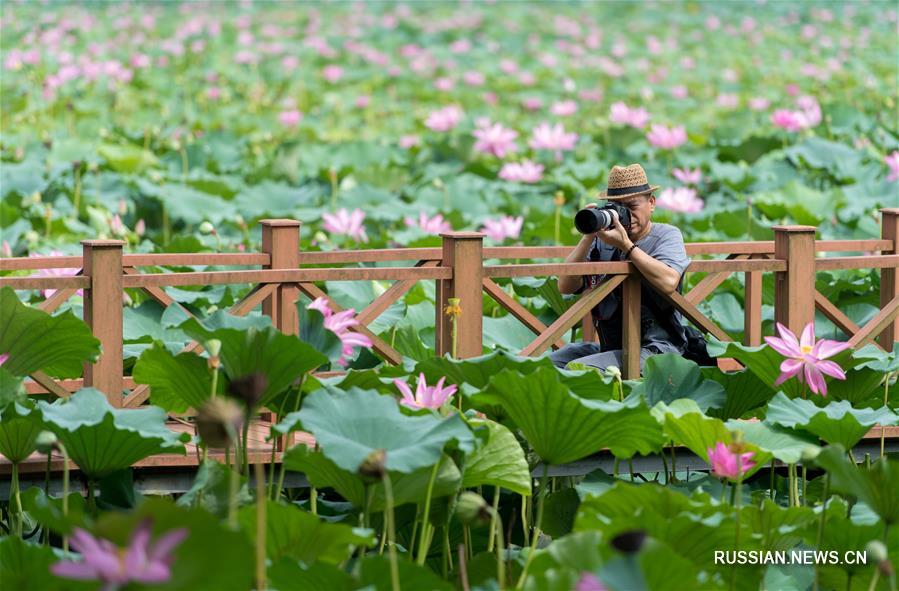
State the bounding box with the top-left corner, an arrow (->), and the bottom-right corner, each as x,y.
2,209 -> 897,410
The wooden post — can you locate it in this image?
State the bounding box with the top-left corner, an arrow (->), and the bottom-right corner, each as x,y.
436,232 -> 484,359
82,239 -> 124,405
744,254 -> 763,346
260,220 -> 300,336
880,208 -> 899,348
581,315 -> 597,342
621,272 -> 641,379
773,225 -> 816,336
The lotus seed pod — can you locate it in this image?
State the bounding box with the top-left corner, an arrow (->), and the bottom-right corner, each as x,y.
800,446 -> 820,462
199,221 -> 215,234
34,431 -> 59,454
196,398 -> 243,448
610,529 -> 647,554
205,339 -> 222,358
227,372 -> 268,411
866,540 -> 887,563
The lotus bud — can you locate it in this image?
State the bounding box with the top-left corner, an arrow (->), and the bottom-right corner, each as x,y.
234,215 -> 246,228
455,491 -> 491,525
553,191 -> 565,207
866,540 -> 887,563
432,177 -> 444,190
610,529 -> 647,554
199,221 -> 216,235
227,372 -> 268,411
800,446 -> 820,462
604,366 -> 621,380
196,398 -> 244,448
1,241 -> 12,258
206,339 -> 222,369
135,219 -> 146,236
358,448 -> 387,482
34,430 -> 59,454
444,297 -> 462,319
117,199 -> 128,216
24,230 -> 40,244
29,191 -> 42,205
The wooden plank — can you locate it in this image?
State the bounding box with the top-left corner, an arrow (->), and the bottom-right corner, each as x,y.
37,286 -> 80,313
356,260 -> 439,326
482,278 -> 565,349
124,253 -> 270,267
1,256 -> 83,270
297,283 -> 403,365
485,261 -> 630,278
744,255 -> 763,346
684,254 -> 748,305
299,248 -> 441,264
0,276 -> 90,290
621,274 -> 642,379
814,291 -> 862,340
664,290 -> 733,343
26,377 -> 138,395
815,254 -> 899,271
849,295 -> 899,349
82,240 -> 124,404
774,226 -> 816,336
520,275 -> 626,357
120,266 -> 452,288
880,209 -> 899,347
27,371 -> 73,398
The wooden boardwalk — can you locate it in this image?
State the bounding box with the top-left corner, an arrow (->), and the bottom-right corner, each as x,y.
0,418 -> 315,476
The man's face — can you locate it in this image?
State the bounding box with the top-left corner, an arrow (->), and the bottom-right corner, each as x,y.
612,194 -> 655,237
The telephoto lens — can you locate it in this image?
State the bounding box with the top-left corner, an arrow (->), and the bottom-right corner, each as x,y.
574,208 -> 613,234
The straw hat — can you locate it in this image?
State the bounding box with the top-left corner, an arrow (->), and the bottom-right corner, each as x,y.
597,164 -> 660,200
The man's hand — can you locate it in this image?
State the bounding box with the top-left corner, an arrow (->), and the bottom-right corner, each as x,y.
596,213 -> 633,252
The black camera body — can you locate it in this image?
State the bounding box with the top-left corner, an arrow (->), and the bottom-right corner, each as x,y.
574,203 -> 632,234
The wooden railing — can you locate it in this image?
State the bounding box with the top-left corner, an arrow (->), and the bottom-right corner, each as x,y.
2,209 -> 897,409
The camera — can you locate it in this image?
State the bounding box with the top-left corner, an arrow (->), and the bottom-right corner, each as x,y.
574,202 -> 632,234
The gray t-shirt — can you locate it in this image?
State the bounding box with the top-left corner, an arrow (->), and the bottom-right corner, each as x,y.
576,222 -> 691,352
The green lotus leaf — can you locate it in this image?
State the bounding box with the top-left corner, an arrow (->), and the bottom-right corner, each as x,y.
0,286 -> 100,379
0,536 -> 90,591
20,487 -> 89,536
764,392 -> 898,448
629,353 -> 725,412
91,497 -> 254,591
739,499 -> 816,552
38,388 -> 190,478
0,367 -> 25,410
238,500 -> 373,564
284,386 -> 474,474
654,399 -> 771,478
814,503 -> 884,591
474,366 -> 665,464
268,559 -> 354,591
176,460 -> 252,518
180,315 -> 327,408
282,444 -> 462,511
461,418 -> 531,496
814,445 -> 899,525
851,342 -> 899,373
357,556 -> 453,591
724,420 -> 819,465
703,367 -> 776,420
0,401 -> 42,463
132,342 -> 217,413
97,142 -> 158,173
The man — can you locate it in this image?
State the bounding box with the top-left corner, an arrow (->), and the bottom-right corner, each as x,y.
550,163 -> 691,372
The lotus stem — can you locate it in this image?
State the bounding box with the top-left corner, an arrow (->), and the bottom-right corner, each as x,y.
801,465 -> 807,506
814,473 -> 830,591
416,462 -> 441,565
11,463 -> 22,537
242,419 -> 251,476
228,443 -> 240,528
516,464 -> 549,589
769,459 -> 776,501
493,505 -> 506,590
43,455 -> 51,546
254,461 -> 266,591
310,487 -> 318,516
87,478 -> 96,516
520,495 -> 529,548
61,444 -> 69,555
731,461 -> 743,591
458,544 -> 470,591
660,451 -> 669,486
882,372 -> 893,459
72,165 -> 82,216
628,458 -> 635,482
487,486 -> 500,552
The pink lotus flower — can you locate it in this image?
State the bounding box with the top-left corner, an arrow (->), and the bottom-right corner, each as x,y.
550,100 -> 578,116
425,105 -> 464,132
770,109 -> 806,132
307,297 -> 373,367
405,211 -> 452,234
278,110 -> 302,128
51,520 -> 187,590
795,95 -> 822,127
206,86 -> 221,101
670,85 -> 688,100
135,219 -> 146,236
30,251 -> 83,298
521,97 -> 543,111
462,70 -> 485,86
0,353 -> 8,366
575,572 -> 609,591
355,95 -> 371,108
473,122 -> 518,158
480,215 -> 524,242
646,124 -> 687,150
529,122 -> 578,160
498,160 -> 544,184
322,208 -> 368,243
434,77 -> 455,91
656,187 -> 704,213
609,102 -> 650,129
717,93 -> 739,109
885,150 -> 899,182
764,322 -> 850,397
399,135 -> 421,149
672,168 -> 702,185
707,441 -> 756,480
393,372 -> 457,410
322,64 -> 343,83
